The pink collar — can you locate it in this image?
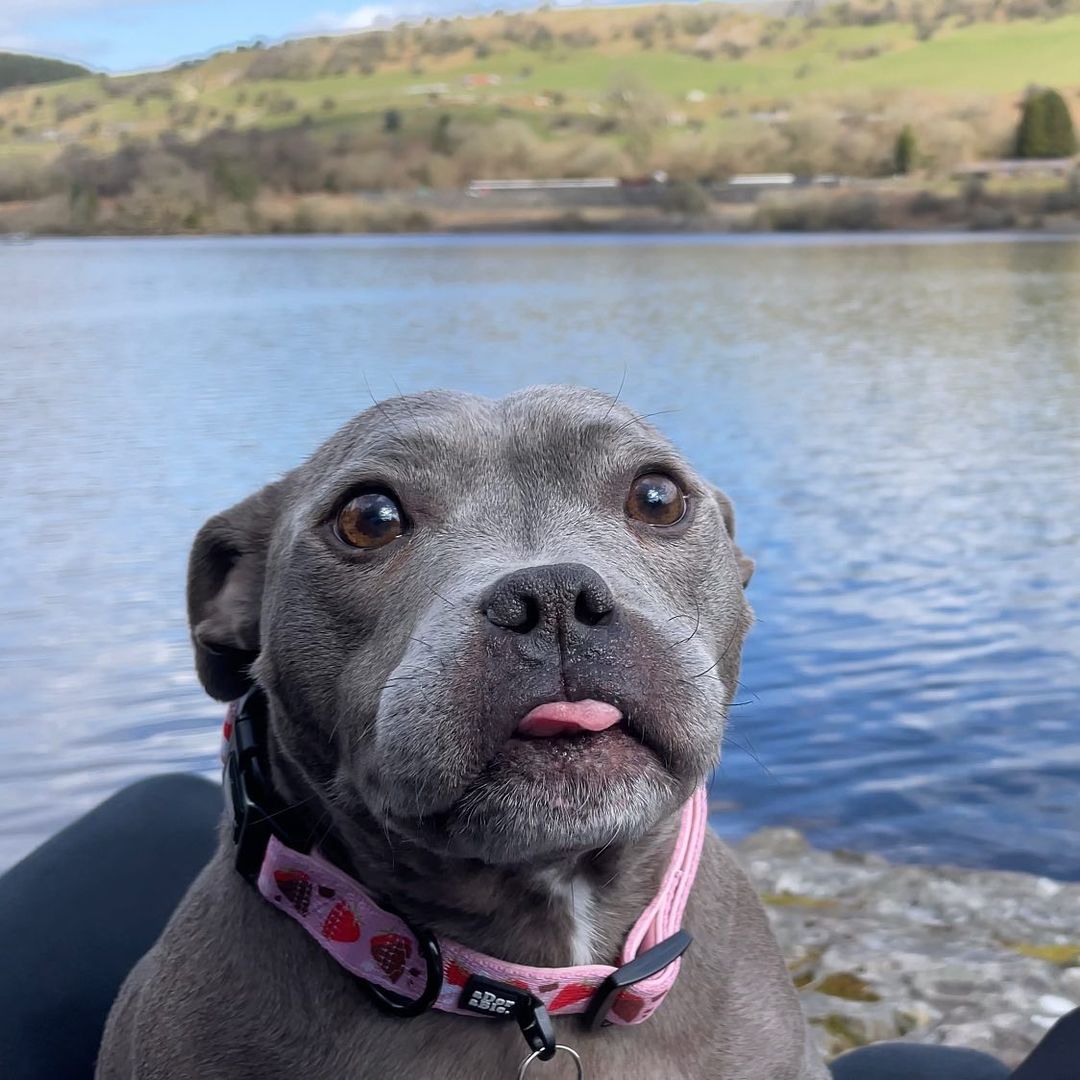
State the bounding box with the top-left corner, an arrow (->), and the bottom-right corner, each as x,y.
224,692 -> 705,1034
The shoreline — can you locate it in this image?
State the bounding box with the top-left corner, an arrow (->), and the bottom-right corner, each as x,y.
736,828 -> 1080,1066
6,221 -> 1080,241
4,184 -> 1080,239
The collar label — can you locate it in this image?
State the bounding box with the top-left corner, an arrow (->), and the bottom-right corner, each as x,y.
459,975 -> 534,1019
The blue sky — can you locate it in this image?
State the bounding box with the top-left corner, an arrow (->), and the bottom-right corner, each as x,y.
0,0 -> 560,73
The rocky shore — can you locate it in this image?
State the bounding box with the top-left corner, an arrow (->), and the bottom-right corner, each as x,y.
736,829 -> 1080,1067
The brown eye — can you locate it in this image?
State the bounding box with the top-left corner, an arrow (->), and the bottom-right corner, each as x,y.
334,491 -> 405,550
626,473 -> 687,527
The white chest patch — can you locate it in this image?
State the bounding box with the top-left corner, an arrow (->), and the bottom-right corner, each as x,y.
541,871 -> 597,965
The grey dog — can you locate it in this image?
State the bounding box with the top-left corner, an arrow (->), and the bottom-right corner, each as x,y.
98,386 -> 827,1079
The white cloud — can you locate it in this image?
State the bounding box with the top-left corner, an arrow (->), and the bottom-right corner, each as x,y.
311,3 -> 432,32
0,32 -> 34,50
317,5 -> 398,30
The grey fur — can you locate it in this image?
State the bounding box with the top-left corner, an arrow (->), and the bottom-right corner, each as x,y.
98,386 -> 826,1079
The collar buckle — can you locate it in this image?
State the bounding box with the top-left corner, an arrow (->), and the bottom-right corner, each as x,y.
224,687 -> 308,881
581,929 -> 692,1031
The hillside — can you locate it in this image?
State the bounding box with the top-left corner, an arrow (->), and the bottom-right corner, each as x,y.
0,51 -> 90,93
0,1 -> 1078,234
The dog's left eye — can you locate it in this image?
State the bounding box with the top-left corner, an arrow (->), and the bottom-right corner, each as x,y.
334,491 -> 405,549
626,473 -> 687,527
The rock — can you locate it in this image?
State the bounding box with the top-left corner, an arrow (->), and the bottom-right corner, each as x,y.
1035,993 -> 1076,1017
735,830 -> 1080,1067
740,827 -> 811,857
1059,967 -> 1080,998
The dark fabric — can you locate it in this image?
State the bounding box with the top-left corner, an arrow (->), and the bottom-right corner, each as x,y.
1,776 -> 1075,1080
1010,1006 -> 1080,1080
831,1043 -> 1011,1079
0,773 -> 221,1080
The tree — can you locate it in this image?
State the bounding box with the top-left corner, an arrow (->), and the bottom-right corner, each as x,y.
1015,88 -> 1078,159
431,114 -> 453,155
893,124 -> 917,174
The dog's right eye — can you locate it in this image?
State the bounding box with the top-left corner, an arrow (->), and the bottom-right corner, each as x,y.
333,491 -> 405,550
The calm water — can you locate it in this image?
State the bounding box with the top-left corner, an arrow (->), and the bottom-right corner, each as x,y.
1,234 -> 1078,878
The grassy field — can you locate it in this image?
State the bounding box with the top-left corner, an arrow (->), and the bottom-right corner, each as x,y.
1,2 -> 1078,235
2,4 -> 1079,164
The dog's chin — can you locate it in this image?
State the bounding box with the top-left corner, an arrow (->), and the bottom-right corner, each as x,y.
437,728 -> 685,864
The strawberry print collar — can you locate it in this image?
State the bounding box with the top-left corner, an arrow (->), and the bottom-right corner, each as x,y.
223,689 -> 706,1043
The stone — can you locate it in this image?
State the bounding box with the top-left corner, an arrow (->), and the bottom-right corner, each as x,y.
740,827 -> 811,857
1035,993 -> 1076,1016
737,830 -> 1080,1067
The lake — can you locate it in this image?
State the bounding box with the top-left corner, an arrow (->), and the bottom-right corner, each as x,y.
1,234 -> 1078,879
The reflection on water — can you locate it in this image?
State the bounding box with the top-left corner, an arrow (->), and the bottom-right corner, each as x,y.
1,235 -> 1078,876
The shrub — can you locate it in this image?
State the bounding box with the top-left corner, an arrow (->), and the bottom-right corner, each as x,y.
431,114 -> 453,155
827,193 -> 883,229
893,125 -> 917,174
1014,88 -> 1078,158
560,29 -> 599,48
662,180 -> 710,215
453,118 -> 546,178
909,189 -> 946,215
963,175 -> 986,206
247,45 -> 316,80
756,192 -> 883,231
0,157 -> 59,201
1042,171 -> 1080,212
501,17 -> 554,50
55,97 -> 96,123
414,25 -> 474,56
969,205 -> 1016,229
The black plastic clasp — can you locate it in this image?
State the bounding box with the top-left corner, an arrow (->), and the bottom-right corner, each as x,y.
517,997 -> 557,1061
225,688 -> 444,1020
455,975 -> 555,1060
581,929 -> 692,1031
224,687 -> 309,881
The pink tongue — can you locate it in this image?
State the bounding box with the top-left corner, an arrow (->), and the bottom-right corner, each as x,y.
517,699 -> 623,738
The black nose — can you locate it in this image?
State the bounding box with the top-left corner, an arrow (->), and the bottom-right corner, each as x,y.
482,562 -> 616,635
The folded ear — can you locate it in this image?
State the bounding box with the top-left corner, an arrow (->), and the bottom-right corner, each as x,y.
186,481 -> 285,701
710,486 -> 755,588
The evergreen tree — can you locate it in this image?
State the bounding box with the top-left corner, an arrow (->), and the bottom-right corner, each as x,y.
894,125 -> 917,174
1043,89 -> 1078,157
1015,89 -> 1078,159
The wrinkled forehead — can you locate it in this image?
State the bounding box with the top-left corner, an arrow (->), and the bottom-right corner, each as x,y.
294,387 -> 699,512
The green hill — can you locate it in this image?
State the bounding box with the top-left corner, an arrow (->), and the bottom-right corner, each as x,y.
0,51 -> 90,93
0,1 -> 1077,234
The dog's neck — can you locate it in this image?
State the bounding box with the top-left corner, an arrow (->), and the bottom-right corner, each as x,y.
267,747 -> 679,969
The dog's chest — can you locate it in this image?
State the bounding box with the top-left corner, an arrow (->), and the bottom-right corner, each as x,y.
304,1004 -> 704,1080
535,869 -> 598,965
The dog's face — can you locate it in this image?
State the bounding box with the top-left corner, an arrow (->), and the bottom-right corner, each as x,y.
189,387 -> 753,864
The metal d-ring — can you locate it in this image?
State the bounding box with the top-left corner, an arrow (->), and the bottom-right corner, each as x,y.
362,926 -> 443,1018
517,1045 -> 584,1079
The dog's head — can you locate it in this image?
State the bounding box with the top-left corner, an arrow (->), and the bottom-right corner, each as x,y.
189,387 -> 753,864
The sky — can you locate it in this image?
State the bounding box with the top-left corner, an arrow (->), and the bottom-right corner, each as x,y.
0,0 -> 567,73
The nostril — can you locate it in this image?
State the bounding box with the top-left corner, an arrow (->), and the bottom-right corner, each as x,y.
574,589 -> 613,628
517,595 -> 541,634
482,563 -> 614,636
486,593 -> 541,634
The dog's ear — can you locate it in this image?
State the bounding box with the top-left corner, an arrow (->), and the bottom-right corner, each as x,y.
187,481 -> 285,701
710,486 -> 754,588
